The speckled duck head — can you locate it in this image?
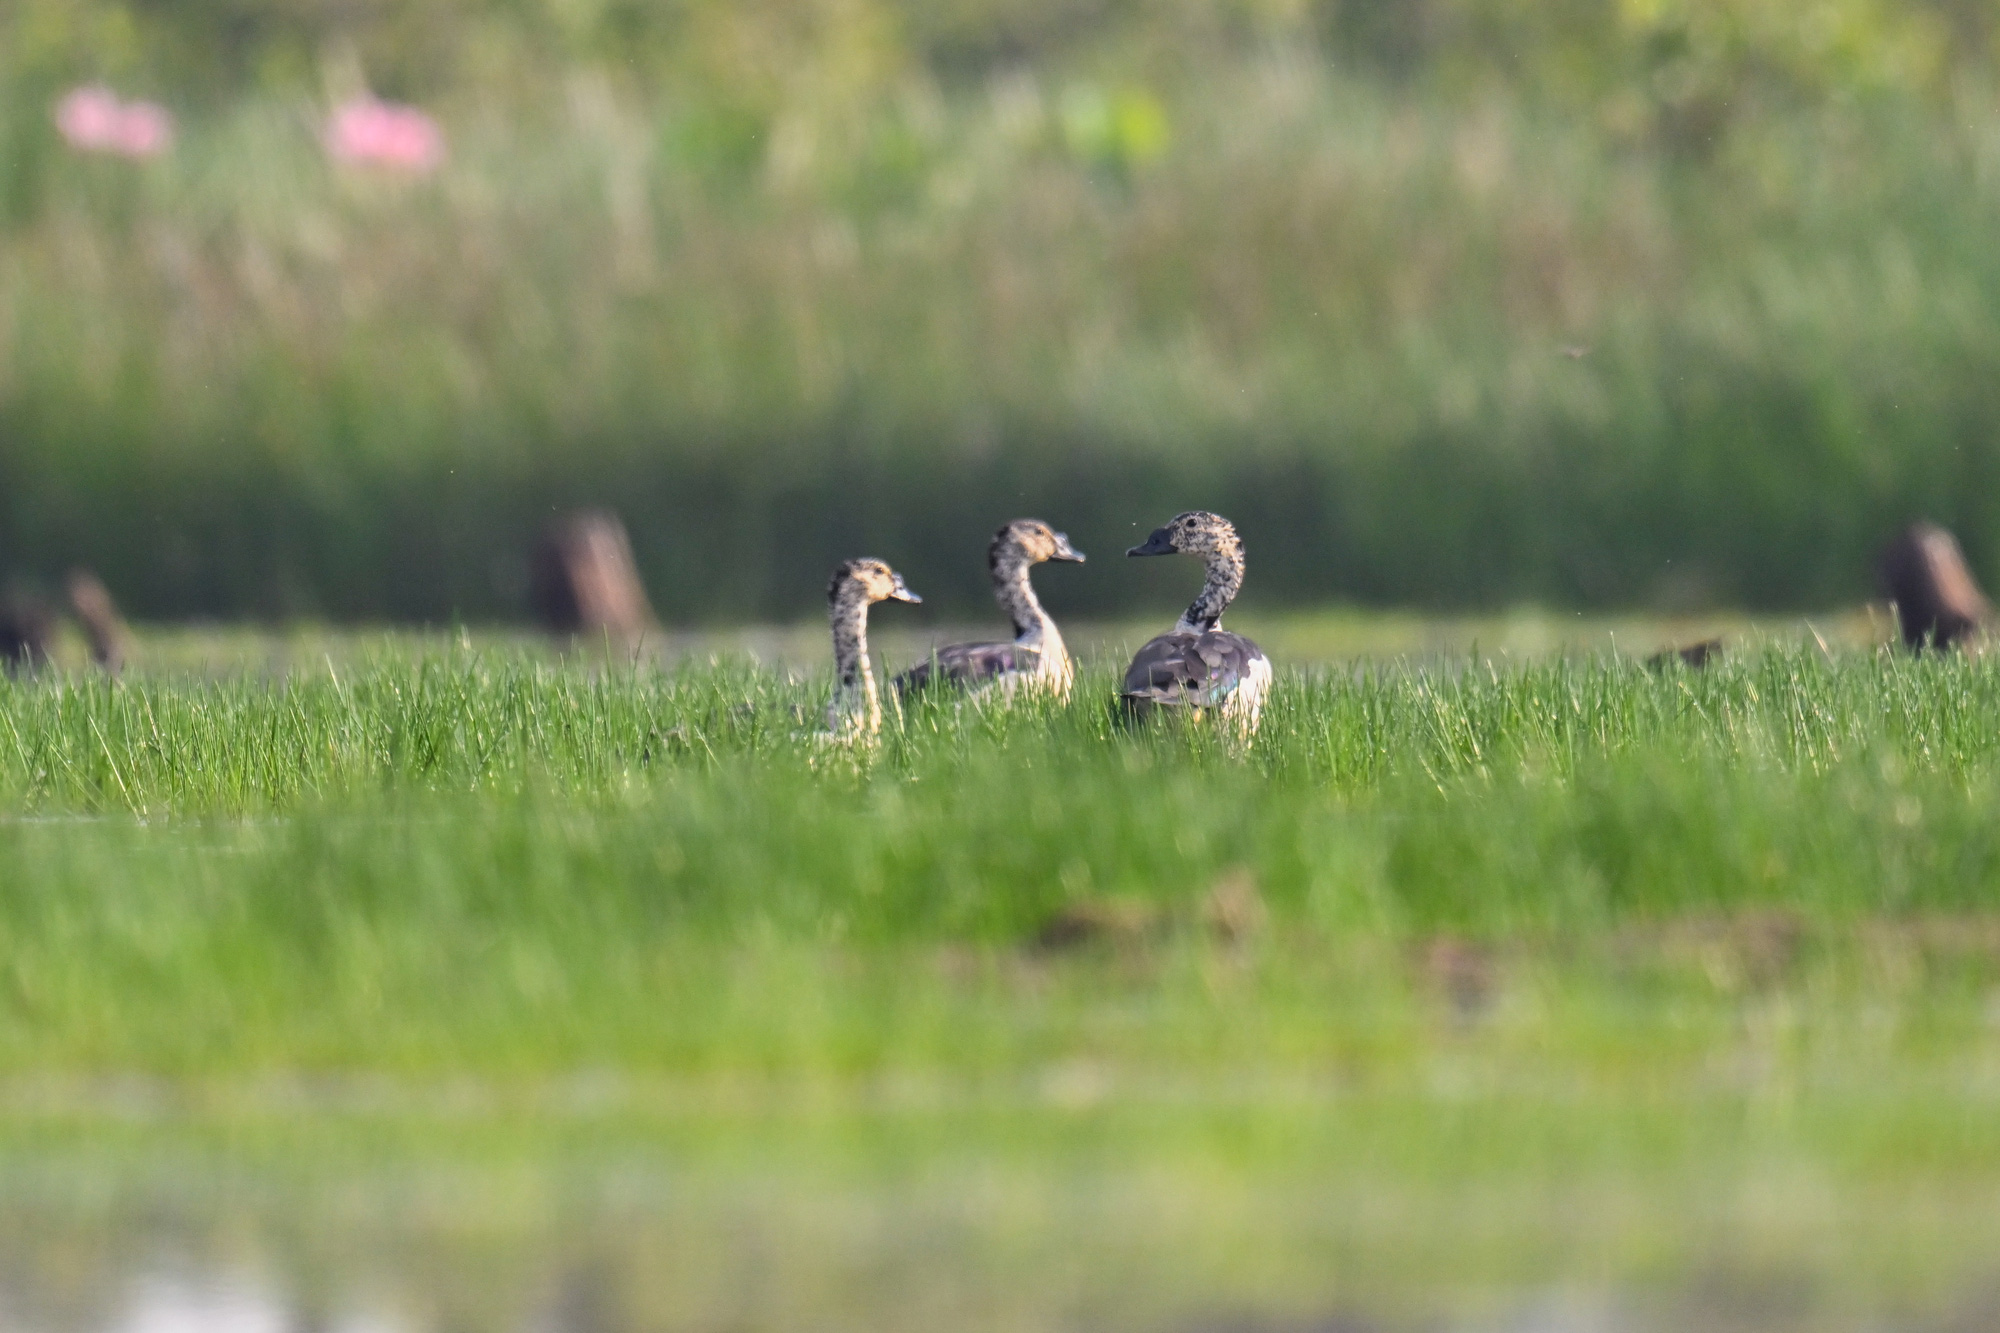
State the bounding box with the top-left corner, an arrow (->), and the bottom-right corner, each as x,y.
990,518 -> 1084,638
1127,511 -> 1244,633
828,558 -> 922,614
825,558 -> 921,741
992,519 -> 1086,571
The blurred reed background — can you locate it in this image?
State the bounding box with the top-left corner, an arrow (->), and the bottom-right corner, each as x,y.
3,0 -> 2000,623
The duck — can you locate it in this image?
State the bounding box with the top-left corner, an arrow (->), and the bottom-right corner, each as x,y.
895,519 -> 1086,698
1120,511 -> 1272,735
823,558 -> 922,743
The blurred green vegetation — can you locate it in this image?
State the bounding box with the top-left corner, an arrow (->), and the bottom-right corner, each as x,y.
3,1 -> 2000,620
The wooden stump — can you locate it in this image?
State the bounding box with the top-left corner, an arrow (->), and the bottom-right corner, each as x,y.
1645,638 -> 1723,670
529,510 -> 656,646
66,570 -> 128,673
0,590 -> 54,676
1878,523 -> 1990,651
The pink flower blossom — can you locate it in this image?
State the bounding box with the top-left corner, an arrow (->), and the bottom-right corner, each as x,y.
54,87 -> 121,149
54,86 -> 173,159
112,100 -> 172,157
325,99 -> 445,172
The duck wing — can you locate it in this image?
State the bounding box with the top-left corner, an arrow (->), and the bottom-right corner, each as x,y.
895,641 -> 1040,694
1121,630 -> 1268,711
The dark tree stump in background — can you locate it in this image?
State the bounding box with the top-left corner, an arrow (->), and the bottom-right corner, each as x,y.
0,589 -> 54,675
1878,523 -> 1991,651
529,510 -> 656,646
1646,638 -> 1723,670
66,570 -> 128,673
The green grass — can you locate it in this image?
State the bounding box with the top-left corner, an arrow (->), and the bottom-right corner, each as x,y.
6,639 -> 2000,1069
9,638 -> 2000,1326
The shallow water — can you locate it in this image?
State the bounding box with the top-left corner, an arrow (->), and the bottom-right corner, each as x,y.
3,1133 -> 1996,1333
9,1258 -> 2000,1333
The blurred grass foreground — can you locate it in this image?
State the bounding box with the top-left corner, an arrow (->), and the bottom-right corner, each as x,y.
13,646 -> 2000,1326
4,1 -> 2000,622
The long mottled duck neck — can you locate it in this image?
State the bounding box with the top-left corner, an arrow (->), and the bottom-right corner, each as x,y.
992,543 -> 1056,646
993,541 -> 1073,687
1175,537 -> 1245,633
828,582 -> 881,738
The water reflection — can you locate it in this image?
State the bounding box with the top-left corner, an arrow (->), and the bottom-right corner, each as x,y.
112,1274 -> 393,1333
0,1261 -> 1960,1333
4,1268 -> 401,1333
0,1153 -> 1988,1333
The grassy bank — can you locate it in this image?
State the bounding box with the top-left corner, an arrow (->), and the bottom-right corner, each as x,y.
5,6 -> 2000,619
1,643 -> 2000,1070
